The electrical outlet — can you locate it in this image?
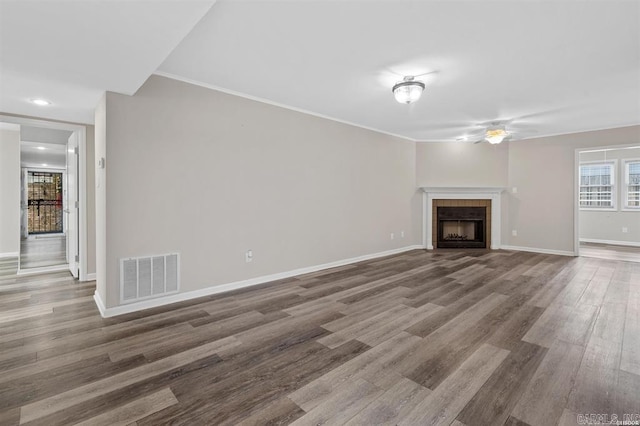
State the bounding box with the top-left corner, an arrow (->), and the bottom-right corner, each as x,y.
512,230 -> 518,237
245,249 -> 253,263
512,187 -> 518,194
401,230 -> 405,238
622,227 -> 628,233
390,233 -> 395,240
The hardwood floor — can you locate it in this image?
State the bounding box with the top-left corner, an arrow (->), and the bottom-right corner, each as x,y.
580,242 -> 640,263
19,235 -> 67,270
1,249 -> 639,425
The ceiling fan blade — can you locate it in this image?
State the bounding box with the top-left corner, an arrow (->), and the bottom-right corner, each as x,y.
473,139 -> 485,144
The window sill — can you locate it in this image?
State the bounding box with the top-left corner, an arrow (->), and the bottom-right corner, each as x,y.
579,207 -> 617,212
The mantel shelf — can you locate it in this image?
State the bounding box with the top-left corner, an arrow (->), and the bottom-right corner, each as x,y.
421,187 -> 506,194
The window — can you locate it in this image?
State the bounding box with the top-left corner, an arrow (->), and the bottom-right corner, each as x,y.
579,162 -> 616,209
624,160 -> 640,209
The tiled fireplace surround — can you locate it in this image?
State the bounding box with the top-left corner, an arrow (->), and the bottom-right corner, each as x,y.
421,187 -> 505,250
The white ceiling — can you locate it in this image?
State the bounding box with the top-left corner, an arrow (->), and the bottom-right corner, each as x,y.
21,126 -> 72,145
21,141 -> 67,169
0,0 -> 216,124
1,0 -> 639,142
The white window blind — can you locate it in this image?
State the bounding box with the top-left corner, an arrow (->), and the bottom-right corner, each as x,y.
579,162 -> 615,208
625,160 -> 640,208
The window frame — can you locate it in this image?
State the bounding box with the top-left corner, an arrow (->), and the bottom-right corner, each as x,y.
622,158 -> 640,211
579,160 -> 617,211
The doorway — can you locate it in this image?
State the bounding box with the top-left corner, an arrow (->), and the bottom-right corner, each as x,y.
575,144 -> 640,262
0,115 -> 87,279
20,169 -> 67,269
27,171 -> 64,234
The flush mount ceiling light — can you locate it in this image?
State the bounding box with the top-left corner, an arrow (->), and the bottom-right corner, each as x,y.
392,76 -> 425,104
31,98 -> 51,106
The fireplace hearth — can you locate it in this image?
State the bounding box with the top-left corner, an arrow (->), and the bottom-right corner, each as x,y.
437,206 -> 487,248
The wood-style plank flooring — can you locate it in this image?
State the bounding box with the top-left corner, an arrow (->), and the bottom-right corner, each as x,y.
1,249 -> 639,425
580,242 -> 640,263
19,235 -> 67,270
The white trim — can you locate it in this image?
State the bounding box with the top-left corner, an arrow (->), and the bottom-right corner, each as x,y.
580,238 -> 640,248
501,245 -> 576,257
153,72 -> 416,143
17,264 -> 69,276
0,114 -> 88,281
578,160 -> 617,210
623,158 -> 640,209
93,290 -> 107,317
78,127 -> 87,282
421,187 -> 505,250
574,148 -> 580,256
0,252 -> 19,258
576,143 -> 640,257
86,273 -> 96,281
579,207 -> 618,212
95,245 -> 424,318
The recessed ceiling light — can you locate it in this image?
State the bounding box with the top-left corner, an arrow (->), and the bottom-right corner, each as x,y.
42,163 -> 48,167
37,146 -> 46,150
31,99 -> 51,106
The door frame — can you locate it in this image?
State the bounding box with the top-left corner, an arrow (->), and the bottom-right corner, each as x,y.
23,167 -> 66,237
573,142 -> 640,257
1,114 -> 89,281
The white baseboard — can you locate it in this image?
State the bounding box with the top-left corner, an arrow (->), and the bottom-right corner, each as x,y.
93,291 -> 107,317
85,273 -> 96,281
96,245 -> 425,318
500,245 -> 576,257
0,252 -> 19,259
579,238 -> 640,248
17,264 -> 70,276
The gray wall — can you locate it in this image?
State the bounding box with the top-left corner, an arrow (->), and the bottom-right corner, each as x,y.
0,129 -> 20,255
98,75 -> 419,308
416,141 -> 509,187
579,147 -> 640,244
95,96 -> 106,302
416,125 -> 640,253
85,125 -> 96,275
506,126 -> 640,252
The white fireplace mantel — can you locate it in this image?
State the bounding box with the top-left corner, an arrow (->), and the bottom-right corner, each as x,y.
421,187 -> 506,250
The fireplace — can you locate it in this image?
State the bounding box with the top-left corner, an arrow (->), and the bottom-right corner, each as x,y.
437,207 -> 487,248
421,187 -> 504,250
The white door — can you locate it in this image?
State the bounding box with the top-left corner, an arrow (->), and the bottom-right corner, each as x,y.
66,132 -> 79,278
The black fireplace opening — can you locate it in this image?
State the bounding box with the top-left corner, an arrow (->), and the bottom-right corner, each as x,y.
437,206 -> 487,248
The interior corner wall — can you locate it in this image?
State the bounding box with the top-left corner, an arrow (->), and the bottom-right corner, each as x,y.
415,142 -> 509,188
95,96 -> 107,304
85,124 -> 97,275
578,147 -> 640,245
0,129 -> 20,255
415,141 -> 510,248
506,125 -> 640,253
101,75 -> 417,309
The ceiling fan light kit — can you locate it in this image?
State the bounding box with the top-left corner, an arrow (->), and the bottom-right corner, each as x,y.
485,128 -> 508,144
392,76 -> 425,104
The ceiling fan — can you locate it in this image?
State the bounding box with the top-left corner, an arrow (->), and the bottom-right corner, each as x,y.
473,123 -> 511,144
435,110 -> 557,144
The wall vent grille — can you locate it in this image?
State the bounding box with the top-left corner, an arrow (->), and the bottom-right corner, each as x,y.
120,253 -> 180,303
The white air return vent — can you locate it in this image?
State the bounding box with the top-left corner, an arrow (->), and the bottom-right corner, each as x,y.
120,253 -> 180,303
